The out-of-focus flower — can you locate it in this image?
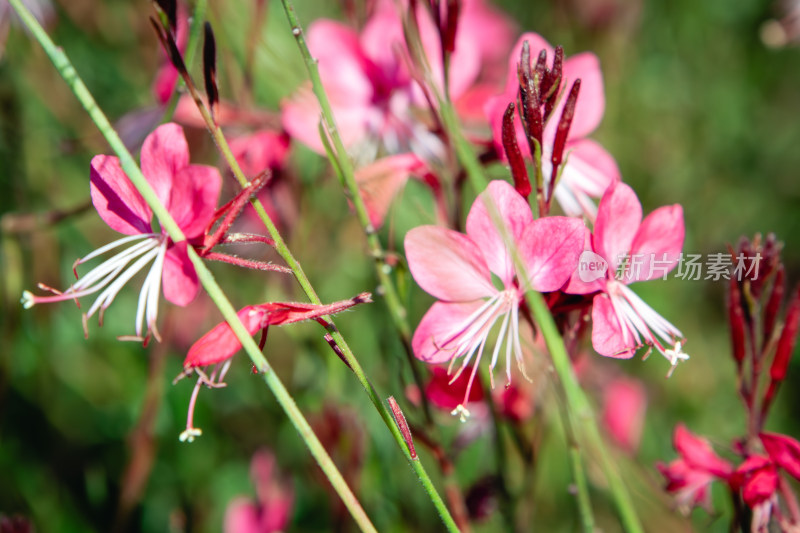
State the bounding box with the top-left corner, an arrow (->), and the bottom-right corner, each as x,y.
564,182 -> 687,373
152,4 -> 189,105
21,123 -> 221,344
282,0 -> 514,227
601,376 -> 646,453
485,33 -> 620,219
224,450 -> 294,533
657,424 -> 733,514
406,180 -> 584,419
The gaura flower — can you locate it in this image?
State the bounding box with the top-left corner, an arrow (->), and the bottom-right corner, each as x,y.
657,424 -> 733,514
281,0 -> 513,228
564,182 -> 687,373
405,180 -> 584,419
282,0 -> 513,159
485,33 -> 620,219
176,293 -> 371,442
21,123 -> 222,344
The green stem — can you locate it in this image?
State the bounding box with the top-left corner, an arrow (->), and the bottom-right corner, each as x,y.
9,2 -> 377,530
435,57 -> 644,533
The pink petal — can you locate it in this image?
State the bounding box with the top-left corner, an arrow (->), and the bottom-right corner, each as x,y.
602,377 -> 646,453
558,52 -> 605,139
520,216 -> 585,292
593,182 -> 642,273
674,424 -> 733,478
162,242 -> 199,306
627,204 -> 684,283
184,296 -> 372,368
411,300 -> 485,363
590,293 -> 635,358
355,153 -> 422,228
90,155 -> 153,235
309,20 -> 374,105
152,65 -> 179,105
563,227 -> 607,294
564,138 -> 621,196
465,180 -> 534,286
358,2 -> 408,80
229,130 -> 290,178
140,123 -> 191,207
282,86 -> 370,153
405,226 -> 495,302
425,366 -> 485,410
223,499 -> 261,533
459,0 -> 516,73
761,432 -> 800,480
167,164 -> 222,239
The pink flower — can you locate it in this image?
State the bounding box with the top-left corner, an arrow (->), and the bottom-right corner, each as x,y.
657,424 -> 733,514
485,33 -> 620,219
405,180 -> 584,418
282,0 -> 512,157
22,123 -> 222,344
281,0 -> 513,227
224,450 -> 294,533
564,182 -> 687,372
602,377 -> 646,453
176,293 -> 371,441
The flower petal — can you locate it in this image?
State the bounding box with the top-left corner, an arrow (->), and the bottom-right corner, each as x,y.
406,225 -> 495,301
627,204 -> 684,283
162,242 -> 199,306
412,300 -> 485,363
594,182 -> 642,273
761,432 -> 800,481
558,52 -> 604,139
675,424 -> 733,478
520,216 -> 585,292
356,153 -> 422,229
591,293 -> 635,358
310,20 -> 375,105
90,155 -> 153,235
140,123 -> 191,207
168,164 -> 222,239
465,180 -> 534,286
184,305 -> 268,368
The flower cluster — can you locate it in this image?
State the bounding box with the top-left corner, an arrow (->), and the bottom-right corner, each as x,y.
659,235 -> 800,531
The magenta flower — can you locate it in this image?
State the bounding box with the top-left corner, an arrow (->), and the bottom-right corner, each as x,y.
22,123 -> 222,343
405,180 -> 584,418
657,424 -> 733,514
485,33 -> 620,218
564,182 -> 687,372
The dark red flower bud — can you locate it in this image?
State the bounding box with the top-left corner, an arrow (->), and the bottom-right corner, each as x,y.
501,103 -> 530,199
203,22 -> 219,123
728,276 -> 747,369
770,286 -> 800,382
763,265 -> 785,344
550,79 -> 581,178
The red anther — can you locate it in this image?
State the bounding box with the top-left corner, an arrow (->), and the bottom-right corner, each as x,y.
501,103 -> 530,199
388,396 -> 417,460
770,286 -> 800,382
550,79 -> 581,179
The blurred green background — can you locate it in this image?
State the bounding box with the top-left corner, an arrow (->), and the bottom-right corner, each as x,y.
2,0 -> 800,531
